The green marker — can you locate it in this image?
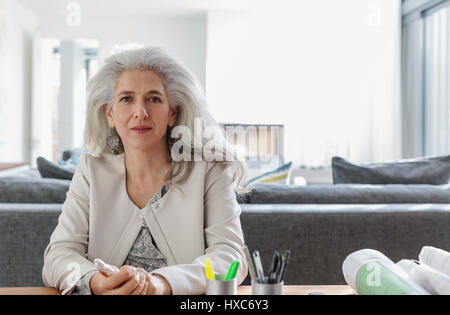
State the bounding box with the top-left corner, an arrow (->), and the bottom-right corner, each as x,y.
226,261 -> 240,280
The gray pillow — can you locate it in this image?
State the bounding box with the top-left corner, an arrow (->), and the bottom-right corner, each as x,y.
332,156 -> 450,185
37,156 -> 75,180
248,183 -> 450,204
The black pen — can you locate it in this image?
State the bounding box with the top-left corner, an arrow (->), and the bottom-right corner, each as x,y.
275,253 -> 285,283
268,251 -> 280,284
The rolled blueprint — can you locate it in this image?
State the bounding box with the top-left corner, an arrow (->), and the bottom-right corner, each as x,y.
397,259 -> 450,295
419,246 -> 450,278
342,249 -> 428,295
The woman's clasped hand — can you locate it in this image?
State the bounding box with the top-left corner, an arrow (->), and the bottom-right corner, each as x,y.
90,265 -> 171,295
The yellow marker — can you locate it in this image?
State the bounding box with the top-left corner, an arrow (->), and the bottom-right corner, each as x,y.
205,258 -> 215,280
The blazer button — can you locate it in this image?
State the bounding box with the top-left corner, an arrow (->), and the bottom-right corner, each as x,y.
154,204 -> 159,210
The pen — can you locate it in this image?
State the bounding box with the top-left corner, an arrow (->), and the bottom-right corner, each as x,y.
268,251 -> 280,284
226,261 -> 240,280
243,246 -> 258,283
252,250 -> 265,283
94,258 -> 119,276
205,258 -> 215,280
278,250 -> 291,282
274,253 -> 284,283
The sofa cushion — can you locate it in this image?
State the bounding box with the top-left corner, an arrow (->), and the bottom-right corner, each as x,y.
245,162 -> 293,187
332,155 -> 450,185
0,176 -> 71,203
248,183 -> 450,204
37,156 -> 75,180
0,166 -> 41,179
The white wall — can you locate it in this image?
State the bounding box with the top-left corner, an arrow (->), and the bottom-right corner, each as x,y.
0,0 -> 38,163
38,13 -> 207,88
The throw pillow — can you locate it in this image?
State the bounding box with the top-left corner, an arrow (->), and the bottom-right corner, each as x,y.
332,155 -> 450,185
245,162 -> 292,187
60,148 -> 85,166
37,156 -> 75,180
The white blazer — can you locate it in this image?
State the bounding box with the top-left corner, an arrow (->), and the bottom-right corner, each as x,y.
42,152 -> 248,295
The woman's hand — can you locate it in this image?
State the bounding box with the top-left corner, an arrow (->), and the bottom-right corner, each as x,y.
90,265 -> 172,295
90,265 -> 147,295
146,273 -> 172,295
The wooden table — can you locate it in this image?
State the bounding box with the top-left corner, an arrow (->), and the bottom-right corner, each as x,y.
0,285 -> 354,295
238,285 -> 354,295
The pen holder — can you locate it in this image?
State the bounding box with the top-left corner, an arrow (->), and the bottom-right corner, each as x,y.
206,274 -> 237,295
251,278 -> 284,295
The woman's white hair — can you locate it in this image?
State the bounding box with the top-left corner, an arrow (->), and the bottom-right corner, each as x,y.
83,46 -> 250,195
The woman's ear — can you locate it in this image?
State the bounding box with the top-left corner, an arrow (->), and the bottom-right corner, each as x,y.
168,106 -> 179,127
104,104 -> 114,128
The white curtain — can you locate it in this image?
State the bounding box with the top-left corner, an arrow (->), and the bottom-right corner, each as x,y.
207,0 -> 402,168
423,5 -> 450,156
0,0 -> 38,163
402,18 -> 424,158
0,0 -> 11,157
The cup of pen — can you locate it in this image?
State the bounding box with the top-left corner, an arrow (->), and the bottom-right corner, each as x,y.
252,278 -> 284,295
205,259 -> 239,295
245,247 -> 290,296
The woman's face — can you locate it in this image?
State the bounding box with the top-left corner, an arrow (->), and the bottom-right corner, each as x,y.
104,69 -> 177,153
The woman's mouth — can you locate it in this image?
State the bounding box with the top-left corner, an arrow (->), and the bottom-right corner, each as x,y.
131,126 -> 152,134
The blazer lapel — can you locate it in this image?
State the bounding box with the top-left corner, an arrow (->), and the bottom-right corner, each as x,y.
105,209 -> 142,267
92,153 -> 142,268
142,183 -> 205,266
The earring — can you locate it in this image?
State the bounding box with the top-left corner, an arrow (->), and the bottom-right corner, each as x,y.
106,127 -> 124,154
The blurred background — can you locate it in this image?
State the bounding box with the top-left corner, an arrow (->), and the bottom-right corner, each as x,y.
0,0 -> 448,184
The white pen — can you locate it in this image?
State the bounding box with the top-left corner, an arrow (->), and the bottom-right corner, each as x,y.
94,258 -> 120,276
244,246 -> 258,283
252,250 -> 265,283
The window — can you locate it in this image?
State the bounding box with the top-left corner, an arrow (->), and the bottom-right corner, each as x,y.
402,0 -> 450,157
30,39 -> 99,165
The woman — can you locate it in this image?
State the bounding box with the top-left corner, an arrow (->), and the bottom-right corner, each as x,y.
42,46 -> 249,295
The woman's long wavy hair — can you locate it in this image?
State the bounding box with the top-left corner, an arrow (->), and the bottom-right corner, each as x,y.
83,46 -> 251,195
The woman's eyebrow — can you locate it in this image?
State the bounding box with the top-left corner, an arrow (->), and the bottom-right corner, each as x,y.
118,90 -> 134,96
117,90 -> 163,96
147,90 -> 163,96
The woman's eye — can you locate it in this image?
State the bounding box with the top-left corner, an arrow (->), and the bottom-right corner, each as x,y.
120,96 -> 132,102
148,97 -> 161,103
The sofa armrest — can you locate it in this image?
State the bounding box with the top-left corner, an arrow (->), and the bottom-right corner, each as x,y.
0,203 -> 61,286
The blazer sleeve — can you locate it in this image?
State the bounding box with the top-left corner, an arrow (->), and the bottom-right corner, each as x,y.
151,162 -> 248,295
42,153 -> 97,295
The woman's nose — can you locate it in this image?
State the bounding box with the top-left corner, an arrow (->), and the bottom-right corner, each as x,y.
134,105 -> 149,119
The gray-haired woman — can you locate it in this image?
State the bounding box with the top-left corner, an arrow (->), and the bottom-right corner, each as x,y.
42,46 -> 249,295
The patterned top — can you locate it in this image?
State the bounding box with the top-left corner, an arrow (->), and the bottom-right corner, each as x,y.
73,185 -> 169,295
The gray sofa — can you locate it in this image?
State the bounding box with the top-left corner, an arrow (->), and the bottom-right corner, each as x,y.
1,170 -> 450,288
